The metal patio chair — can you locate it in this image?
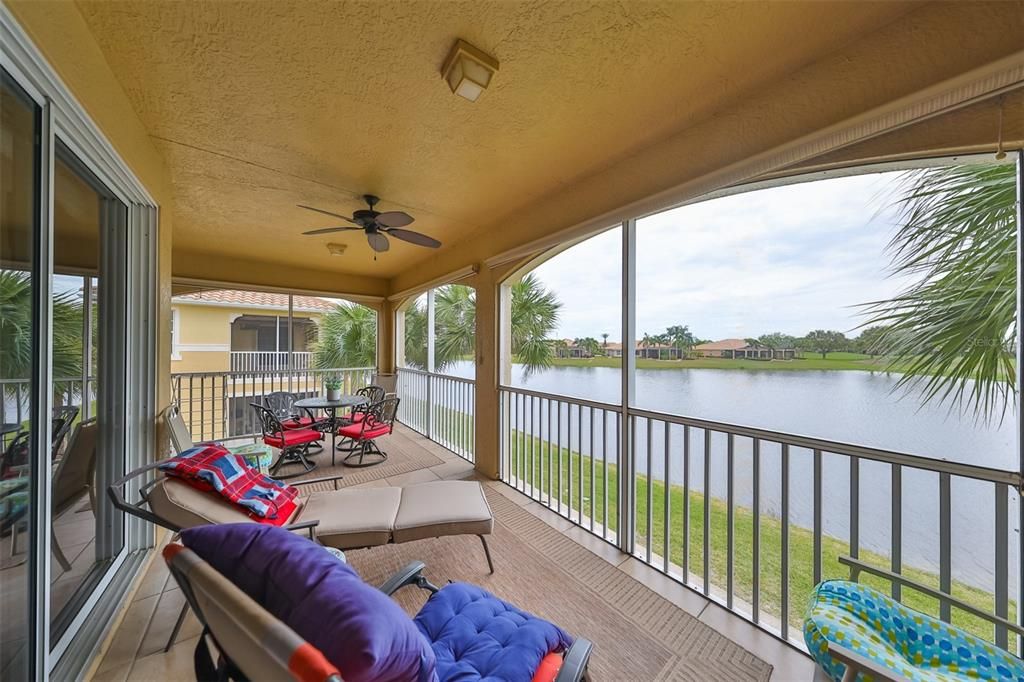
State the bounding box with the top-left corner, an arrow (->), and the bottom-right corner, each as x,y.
336,396 -> 398,468
251,403 -> 323,477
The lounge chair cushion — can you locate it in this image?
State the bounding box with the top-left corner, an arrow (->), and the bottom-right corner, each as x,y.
804,580 -> 1024,681
149,477 -> 302,529
182,524 -> 437,682
393,481 -> 493,544
300,487 -> 402,549
414,582 -> 572,682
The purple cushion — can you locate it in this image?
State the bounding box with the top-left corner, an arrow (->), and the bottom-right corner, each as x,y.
181,524 -> 437,682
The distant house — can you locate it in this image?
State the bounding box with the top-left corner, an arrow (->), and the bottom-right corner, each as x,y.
693,338 -> 796,360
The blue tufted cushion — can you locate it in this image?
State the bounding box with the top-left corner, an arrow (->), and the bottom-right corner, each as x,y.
414,582 -> 573,682
804,580 -> 1024,682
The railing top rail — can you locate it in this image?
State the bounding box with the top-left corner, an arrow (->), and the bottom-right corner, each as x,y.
1,376 -> 95,384
397,367 -> 476,384
170,367 -> 374,378
499,384 -> 1022,488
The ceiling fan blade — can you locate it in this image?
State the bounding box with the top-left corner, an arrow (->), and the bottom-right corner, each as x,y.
297,204 -> 358,224
375,211 -> 414,228
301,226 -> 361,235
384,228 -> 441,248
367,232 -> 390,253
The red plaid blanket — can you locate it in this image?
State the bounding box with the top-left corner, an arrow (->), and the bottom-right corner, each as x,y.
160,444 -> 298,525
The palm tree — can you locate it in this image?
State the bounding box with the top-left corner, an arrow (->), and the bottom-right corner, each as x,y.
310,303 -> 377,369
577,337 -> 600,357
0,270 -> 83,396
601,333 -> 609,353
860,162 -> 1017,420
510,273 -> 561,376
434,284 -> 476,369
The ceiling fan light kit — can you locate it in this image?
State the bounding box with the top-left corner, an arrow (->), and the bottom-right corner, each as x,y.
442,39 -> 499,102
299,194 -> 442,258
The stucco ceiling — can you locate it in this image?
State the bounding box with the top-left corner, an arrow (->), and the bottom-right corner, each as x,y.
73,0 -> 919,279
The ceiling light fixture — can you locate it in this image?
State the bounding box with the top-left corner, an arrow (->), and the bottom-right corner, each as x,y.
441,39 -> 499,102
326,242 -> 348,256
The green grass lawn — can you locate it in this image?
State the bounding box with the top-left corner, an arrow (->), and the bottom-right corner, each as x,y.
505,430 -> 1017,649
543,352 -> 902,372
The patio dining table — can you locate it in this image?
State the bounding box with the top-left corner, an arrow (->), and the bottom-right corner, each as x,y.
293,395 -> 368,468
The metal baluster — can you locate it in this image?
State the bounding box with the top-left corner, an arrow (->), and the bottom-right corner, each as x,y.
813,449 -> 822,586
994,483 -> 1009,648
727,433 -> 735,609
781,443 -> 790,641
602,409 -> 609,539
578,404 -> 583,524
892,463 -> 902,601
556,399 -> 563,516
547,398 -> 553,507
532,395 -> 538,499
222,373 -> 228,438
663,421 -> 671,575
590,406 -> 596,532
851,456 -> 860,563
752,437 -> 760,624
683,424 -> 690,584
703,429 -> 711,595
646,417 -> 653,564
567,404 -> 573,518
939,472 -> 951,622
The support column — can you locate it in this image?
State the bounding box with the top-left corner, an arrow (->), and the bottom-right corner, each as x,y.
619,219 -> 637,554
474,266 -> 501,479
377,299 -> 397,374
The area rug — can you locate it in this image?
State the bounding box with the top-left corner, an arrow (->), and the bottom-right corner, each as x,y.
291,425 -> 447,491
347,487 -> 773,681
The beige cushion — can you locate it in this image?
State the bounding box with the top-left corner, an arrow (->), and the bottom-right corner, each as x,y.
392,480 -> 493,544
299,487 -> 401,549
148,477 -> 301,529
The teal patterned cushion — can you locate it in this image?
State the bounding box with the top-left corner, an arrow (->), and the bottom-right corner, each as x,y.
804,580 -> 1024,682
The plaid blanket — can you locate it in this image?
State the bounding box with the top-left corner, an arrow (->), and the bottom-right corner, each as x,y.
160,444 -> 298,523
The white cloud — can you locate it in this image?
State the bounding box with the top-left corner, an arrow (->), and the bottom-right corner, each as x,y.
531,170 -> 915,341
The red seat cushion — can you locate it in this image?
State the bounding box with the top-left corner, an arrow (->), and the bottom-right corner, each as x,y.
348,412 -> 366,423
338,422 -> 391,440
264,428 -> 323,449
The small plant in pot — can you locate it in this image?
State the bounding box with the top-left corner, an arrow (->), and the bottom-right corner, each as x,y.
324,376 -> 342,401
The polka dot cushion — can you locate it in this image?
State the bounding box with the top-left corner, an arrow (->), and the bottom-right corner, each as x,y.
804,580 -> 1024,682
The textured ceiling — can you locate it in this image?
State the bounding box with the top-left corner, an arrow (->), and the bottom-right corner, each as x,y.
73,0 -> 916,279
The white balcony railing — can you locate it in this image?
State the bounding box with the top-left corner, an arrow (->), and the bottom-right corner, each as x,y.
396,367 -> 475,463
229,351 -> 312,372
498,385 -> 1022,654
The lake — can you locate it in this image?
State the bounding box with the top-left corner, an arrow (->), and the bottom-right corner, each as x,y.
444,361 -> 1019,593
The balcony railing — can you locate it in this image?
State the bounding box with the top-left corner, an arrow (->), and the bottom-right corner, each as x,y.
1,376 -> 97,425
229,351 -> 313,372
170,367 -> 373,441
498,385 -> 1022,652
396,367 -> 475,462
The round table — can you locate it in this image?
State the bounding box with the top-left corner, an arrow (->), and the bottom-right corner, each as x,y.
293,395 -> 368,468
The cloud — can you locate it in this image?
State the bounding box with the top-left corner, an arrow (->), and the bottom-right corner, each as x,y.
531,170 -> 914,340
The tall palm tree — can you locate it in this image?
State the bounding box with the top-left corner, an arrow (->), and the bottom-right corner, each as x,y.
434,284 -> 476,369
310,303 -> 377,369
0,270 -> 83,396
860,162 -> 1017,420
510,273 -> 561,376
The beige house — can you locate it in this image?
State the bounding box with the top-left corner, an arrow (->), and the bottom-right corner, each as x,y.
693,338 -> 796,360
171,289 -> 337,374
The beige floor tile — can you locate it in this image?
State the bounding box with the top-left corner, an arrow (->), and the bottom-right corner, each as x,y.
90,662 -> 132,682
136,588 -> 202,658
520,500 -> 575,532
350,478 -> 391,489
125,635 -> 199,682
560,524 -> 631,567
697,601 -> 817,681
485,480 -> 532,506
95,594 -> 160,674
132,557 -> 171,602
429,458 -> 476,480
385,468 -> 441,486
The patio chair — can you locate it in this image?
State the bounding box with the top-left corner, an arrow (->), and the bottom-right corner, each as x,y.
51,405 -> 80,458
1,430 -> 29,480
163,524 -> 591,682
805,555 -> 1024,682
251,403 -> 323,477
336,396 -> 398,468
264,391 -> 323,454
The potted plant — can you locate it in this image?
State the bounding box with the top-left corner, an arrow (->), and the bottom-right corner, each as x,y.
324,376 -> 342,401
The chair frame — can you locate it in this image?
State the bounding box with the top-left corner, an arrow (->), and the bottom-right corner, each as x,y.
50,405 -> 80,458
340,396 -> 398,468
263,391 -> 323,454
251,403 -> 321,478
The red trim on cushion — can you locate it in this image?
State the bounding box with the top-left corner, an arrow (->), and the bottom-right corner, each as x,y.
253,498 -> 299,526
162,543 -> 185,565
531,652 -> 563,682
287,642 -> 341,682
264,429 -> 323,448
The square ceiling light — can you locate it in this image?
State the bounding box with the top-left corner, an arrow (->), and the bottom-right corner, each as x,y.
442,39 -> 499,102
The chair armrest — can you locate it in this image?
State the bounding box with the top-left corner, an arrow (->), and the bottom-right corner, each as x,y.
377,561 -> 439,596
554,638 -> 593,682
284,518 -> 319,539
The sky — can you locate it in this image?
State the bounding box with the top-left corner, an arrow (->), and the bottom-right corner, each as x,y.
530,170 -> 915,342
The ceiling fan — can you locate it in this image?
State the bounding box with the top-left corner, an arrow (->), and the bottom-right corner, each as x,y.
298,195 -> 441,254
